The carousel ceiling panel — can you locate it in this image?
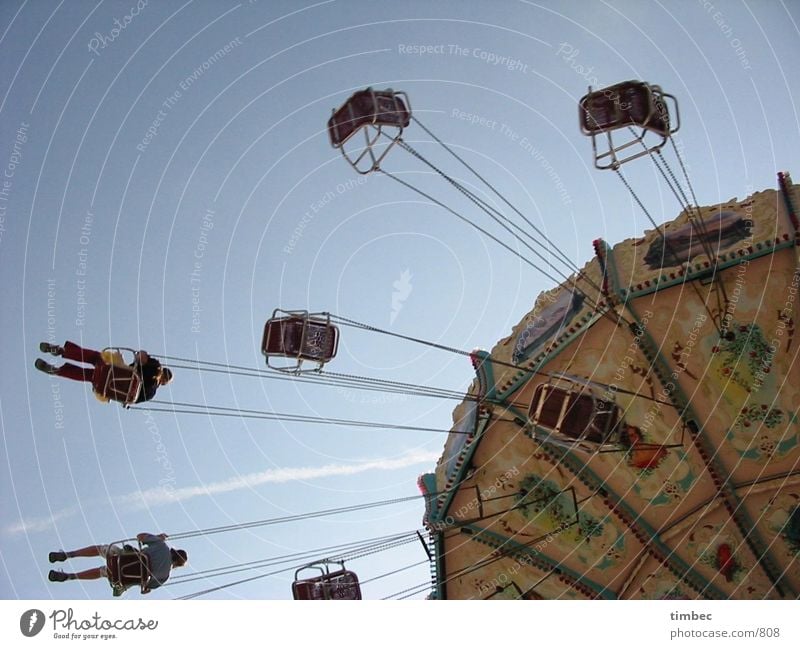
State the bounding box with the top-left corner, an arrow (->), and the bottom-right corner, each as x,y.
444,530 -> 598,600
658,499 -> 781,598
500,326 -> 723,533
630,248 -> 800,487
430,176 -> 799,599
734,476 -> 800,595
620,553 -> 705,599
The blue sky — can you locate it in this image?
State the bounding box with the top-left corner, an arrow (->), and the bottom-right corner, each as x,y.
0,0 -> 798,600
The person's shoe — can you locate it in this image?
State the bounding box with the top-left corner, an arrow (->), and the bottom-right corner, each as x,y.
39,342 -> 64,356
35,359 -> 60,374
49,551 -> 67,563
48,570 -> 69,582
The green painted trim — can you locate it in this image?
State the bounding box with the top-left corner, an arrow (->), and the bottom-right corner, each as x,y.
501,403 -> 528,424
599,238 -> 627,302
471,350 -> 498,401
495,310 -> 608,402
419,473 -> 440,521
433,531 -> 445,600
429,413 -> 491,526
505,251 -> 723,594
541,443 -> 725,599
620,238 -> 796,300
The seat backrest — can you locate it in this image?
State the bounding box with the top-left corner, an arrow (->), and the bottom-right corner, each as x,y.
328,89 -> 411,147
530,384 -> 618,444
292,569 -> 362,600
530,385 -> 566,429
561,393 -> 596,439
262,318 -> 339,363
92,363 -> 142,404
107,551 -> 149,588
324,569 -> 362,600
301,322 -> 339,361
262,318 -> 305,356
581,81 -> 669,136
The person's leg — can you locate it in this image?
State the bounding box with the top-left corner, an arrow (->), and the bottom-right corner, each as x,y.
71,567 -> 105,580
54,363 -> 95,382
49,543 -> 114,583
61,341 -> 102,365
64,545 -> 107,558
49,567 -> 105,581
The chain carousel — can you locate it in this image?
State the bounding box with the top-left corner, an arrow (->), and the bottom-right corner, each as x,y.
38,81 -> 799,600
351,81 -> 800,599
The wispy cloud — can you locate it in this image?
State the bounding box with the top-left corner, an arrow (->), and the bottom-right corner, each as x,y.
4,505 -> 81,535
4,450 -> 439,536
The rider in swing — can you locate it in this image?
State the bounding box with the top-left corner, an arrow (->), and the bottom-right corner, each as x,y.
35,341 -> 172,403
48,533 -> 187,595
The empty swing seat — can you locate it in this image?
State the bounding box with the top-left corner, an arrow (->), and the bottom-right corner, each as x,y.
328,88 -> 411,148
580,80 -> 671,136
328,88 -> 412,174
261,311 -> 339,373
292,563 -> 362,600
529,382 -> 619,448
579,80 -> 678,170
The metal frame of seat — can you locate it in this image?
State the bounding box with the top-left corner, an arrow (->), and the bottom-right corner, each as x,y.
528,373 -> 622,453
291,561 -> 362,600
261,309 -> 339,374
106,540 -> 150,596
92,348 -> 143,408
328,88 -> 411,174
579,80 -> 680,170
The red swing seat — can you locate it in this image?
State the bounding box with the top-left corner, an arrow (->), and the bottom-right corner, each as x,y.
579,80 -> 679,170
91,352 -> 142,407
528,375 -> 620,452
580,80 -> 671,136
262,310 -> 339,373
292,562 -> 362,600
328,87 -> 411,147
107,548 -> 150,595
328,88 -> 411,173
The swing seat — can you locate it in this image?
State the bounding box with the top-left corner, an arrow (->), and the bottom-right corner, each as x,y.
107,549 -> 150,596
579,80 -> 679,169
262,310 -> 339,373
292,562 -> 362,600
529,376 -> 620,451
328,88 -> 411,174
580,80 -> 671,136
91,355 -> 142,407
328,88 -> 411,147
